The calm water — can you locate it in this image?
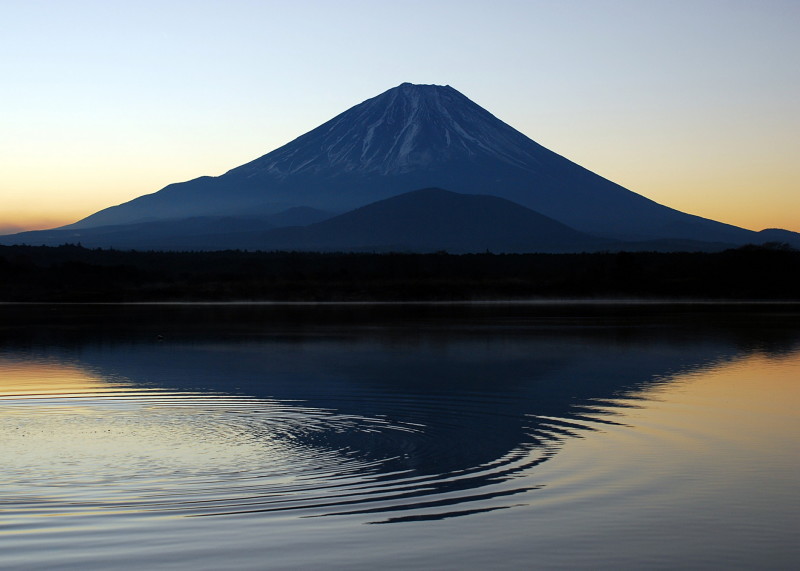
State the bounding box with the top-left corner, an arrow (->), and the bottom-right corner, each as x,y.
1,303 -> 798,570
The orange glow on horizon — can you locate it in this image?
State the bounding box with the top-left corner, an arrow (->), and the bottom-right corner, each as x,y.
2,188 -> 797,236
0,217 -> 75,235
2,141 -> 798,235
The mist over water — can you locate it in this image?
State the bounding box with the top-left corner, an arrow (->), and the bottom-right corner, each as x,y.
1,303 -> 798,569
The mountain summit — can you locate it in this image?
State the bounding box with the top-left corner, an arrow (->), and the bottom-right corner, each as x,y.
9,82 -> 770,248
232,83 -> 548,178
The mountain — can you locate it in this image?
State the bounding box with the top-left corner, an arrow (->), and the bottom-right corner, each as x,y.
755,229 -> 800,249
1,82 -> 783,251
1,189 -> 606,252
0,208 -> 332,251
207,188 -> 610,253
0,188 -> 745,253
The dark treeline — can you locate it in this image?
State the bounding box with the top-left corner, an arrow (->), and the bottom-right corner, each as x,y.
0,243 -> 798,302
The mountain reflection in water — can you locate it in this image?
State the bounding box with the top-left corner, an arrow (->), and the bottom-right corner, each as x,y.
0,303 -> 798,569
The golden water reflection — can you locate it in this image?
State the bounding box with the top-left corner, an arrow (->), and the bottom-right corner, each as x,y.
537,349 -> 800,515
0,357 -> 132,399
1,345 -> 798,532
0,357 -> 299,493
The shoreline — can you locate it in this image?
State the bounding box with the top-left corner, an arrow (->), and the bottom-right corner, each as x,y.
2,244 -> 798,303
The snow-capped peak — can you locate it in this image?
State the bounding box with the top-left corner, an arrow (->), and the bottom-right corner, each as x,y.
233,83 -> 545,179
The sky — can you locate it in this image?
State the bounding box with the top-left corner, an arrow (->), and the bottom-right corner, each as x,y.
2,0 -> 798,234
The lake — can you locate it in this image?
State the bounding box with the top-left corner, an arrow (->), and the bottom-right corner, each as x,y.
1,302 -> 798,570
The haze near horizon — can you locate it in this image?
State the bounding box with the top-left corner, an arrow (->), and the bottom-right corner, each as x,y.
2,0 -> 798,234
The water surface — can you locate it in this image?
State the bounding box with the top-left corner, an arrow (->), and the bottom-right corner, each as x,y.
1,303 -> 798,569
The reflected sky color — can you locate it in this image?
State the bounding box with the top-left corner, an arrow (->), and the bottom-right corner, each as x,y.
1,1 -> 798,233
0,358 -> 128,398
0,305 -> 798,570
3,349 -> 788,488
525,350 -> 800,569
543,350 -> 800,477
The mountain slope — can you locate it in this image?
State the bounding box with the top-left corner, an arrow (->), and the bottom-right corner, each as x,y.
238,188 -> 607,253
2,188 -> 747,253
57,83 -> 759,245
756,228 -> 800,249
0,208 -> 332,250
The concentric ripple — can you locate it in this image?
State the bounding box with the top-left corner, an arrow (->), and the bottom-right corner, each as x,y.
0,382 -> 584,527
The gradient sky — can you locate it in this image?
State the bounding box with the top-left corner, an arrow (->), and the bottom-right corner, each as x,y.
2,0 -> 798,234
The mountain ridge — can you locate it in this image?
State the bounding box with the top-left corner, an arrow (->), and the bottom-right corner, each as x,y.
3,82 -> 793,250
6,187 -> 788,253
241,188 -> 606,253
229,83 -> 549,178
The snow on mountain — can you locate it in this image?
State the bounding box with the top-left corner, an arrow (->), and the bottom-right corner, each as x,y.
17,82 -> 763,247
233,83 -> 544,178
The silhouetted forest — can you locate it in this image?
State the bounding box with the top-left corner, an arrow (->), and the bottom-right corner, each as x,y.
0,243 -> 798,302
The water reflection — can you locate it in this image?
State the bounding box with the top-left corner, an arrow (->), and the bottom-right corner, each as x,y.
0,304 -> 800,569
0,352 -> 550,524
2,303 -> 798,531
